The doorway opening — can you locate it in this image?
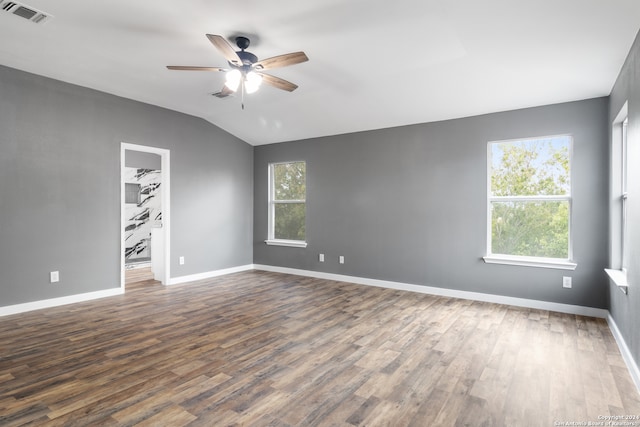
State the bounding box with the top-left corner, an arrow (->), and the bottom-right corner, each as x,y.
121,143 -> 170,289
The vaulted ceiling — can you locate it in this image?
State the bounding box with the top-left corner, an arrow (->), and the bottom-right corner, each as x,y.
1,0 -> 639,145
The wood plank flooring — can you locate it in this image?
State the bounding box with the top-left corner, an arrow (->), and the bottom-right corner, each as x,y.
1,271 -> 639,426
125,267 -> 154,286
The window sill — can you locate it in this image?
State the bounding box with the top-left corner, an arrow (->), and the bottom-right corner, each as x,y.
265,239 -> 308,248
605,269 -> 629,294
483,255 -> 577,270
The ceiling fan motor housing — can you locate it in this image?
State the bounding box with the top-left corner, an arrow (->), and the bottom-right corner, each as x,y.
234,50 -> 258,68
229,36 -> 256,68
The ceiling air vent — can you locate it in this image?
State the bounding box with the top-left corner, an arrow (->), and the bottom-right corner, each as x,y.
1,1 -> 52,24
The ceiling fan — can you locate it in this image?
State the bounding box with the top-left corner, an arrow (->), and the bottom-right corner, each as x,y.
167,34 -> 308,108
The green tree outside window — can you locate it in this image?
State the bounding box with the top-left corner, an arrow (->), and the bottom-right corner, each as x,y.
489,136 -> 571,259
271,162 -> 306,241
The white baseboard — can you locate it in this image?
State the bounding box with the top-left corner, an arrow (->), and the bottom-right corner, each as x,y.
0,263 -> 255,316
168,264 -> 254,285
0,264 -> 609,319
0,288 -> 124,317
607,313 -> 640,393
253,264 -> 608,318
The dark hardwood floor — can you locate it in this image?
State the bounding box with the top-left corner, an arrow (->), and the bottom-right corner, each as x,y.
1,270 -> 639,426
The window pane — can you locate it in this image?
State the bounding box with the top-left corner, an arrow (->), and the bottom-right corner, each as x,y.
622,119 -> 628,269
491,136 -> 570,197
125,183 -> 141,204
622,196 -> 628,270
622,119 -> 628,193
274,162 -> 306,200
274,203 -> 305,240
491,200 -> 569,258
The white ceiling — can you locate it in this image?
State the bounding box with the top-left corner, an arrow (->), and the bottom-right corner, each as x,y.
1,0 -> 639,146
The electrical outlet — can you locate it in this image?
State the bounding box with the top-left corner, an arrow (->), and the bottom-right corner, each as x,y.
563,276 -> 572,288
339,256 -> 345,264
319,253 -> 325,262
179,256 -> 185,265
50,271 -> 59,283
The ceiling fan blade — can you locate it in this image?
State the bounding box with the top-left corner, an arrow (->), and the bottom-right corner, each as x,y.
211,85 -> 235,98
206,34 -> 242,67
260,73 -> 299,92
253,51 -> 308,71
166,66 -> 227,72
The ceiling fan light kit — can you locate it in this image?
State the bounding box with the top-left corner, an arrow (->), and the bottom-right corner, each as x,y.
167,34 -> 308,109
224,69 -> 241,92
244,71 -> 263,94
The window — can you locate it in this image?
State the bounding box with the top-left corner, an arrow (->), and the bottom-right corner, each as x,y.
266,161 -> 307,247
484,135 -> 576,269
605,104 -> 629,292
125,183 -> 141,204
621,117 -> 629,271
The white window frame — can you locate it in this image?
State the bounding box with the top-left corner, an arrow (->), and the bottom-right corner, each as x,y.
622,117 -> 629,271
483,135 -> 577,270
605,103 -> 629,293
265,161 -> 307,248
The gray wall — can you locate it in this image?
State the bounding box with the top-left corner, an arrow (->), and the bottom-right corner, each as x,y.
0,65 -> 253,306
254,98 -> 609,308
609,30 -> 640,374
